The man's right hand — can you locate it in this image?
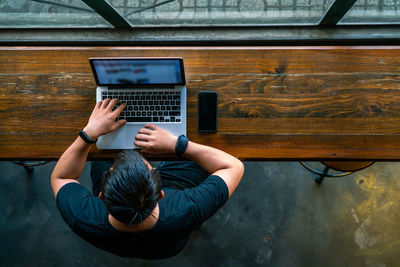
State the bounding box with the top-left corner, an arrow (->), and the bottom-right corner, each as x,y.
134,124 -> 178,154
83,98 -> 127,140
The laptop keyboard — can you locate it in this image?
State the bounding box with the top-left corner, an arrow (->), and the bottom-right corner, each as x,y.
101,90 -> 182,123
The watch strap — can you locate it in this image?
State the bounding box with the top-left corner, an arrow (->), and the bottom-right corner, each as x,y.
79,129 -> 98,144
175,135 -> 188,156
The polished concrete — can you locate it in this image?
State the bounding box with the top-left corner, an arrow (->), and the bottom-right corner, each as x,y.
1,161 -> 400,267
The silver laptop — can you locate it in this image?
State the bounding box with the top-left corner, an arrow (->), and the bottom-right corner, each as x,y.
89,57 -> 187,149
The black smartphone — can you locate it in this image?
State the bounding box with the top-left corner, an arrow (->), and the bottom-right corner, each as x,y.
198,91 -> 218,132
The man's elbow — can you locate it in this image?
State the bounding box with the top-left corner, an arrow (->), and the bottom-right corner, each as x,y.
50,171 -> 59,182
235,158 -> 245,179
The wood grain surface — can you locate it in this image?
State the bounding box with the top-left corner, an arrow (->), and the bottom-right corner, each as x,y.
1,46 -> 400,160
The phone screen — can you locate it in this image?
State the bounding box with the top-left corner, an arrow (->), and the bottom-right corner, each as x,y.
198,91 -> 218,132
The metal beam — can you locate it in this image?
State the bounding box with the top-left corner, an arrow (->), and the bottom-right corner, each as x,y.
319,0 -> 358,26
1,26 -> 400,46
80,0 -> 131,29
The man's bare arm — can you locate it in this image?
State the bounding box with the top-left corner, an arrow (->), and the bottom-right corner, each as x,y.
50,99 -> 126,198
181,141 -> 244,197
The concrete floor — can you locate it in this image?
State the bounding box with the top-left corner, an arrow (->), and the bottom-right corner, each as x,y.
1,161 -> 400,267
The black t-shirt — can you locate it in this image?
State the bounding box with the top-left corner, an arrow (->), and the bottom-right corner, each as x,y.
56,175 -> 229,259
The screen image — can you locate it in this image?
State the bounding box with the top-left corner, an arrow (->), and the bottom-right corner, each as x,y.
91,59 -> 184,85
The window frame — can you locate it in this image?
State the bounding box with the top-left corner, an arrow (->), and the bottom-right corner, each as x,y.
0,0 -> 399,45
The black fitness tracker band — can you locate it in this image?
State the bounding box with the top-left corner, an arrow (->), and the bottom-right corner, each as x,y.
79,129 -> 98,144
175,135 -> 188,156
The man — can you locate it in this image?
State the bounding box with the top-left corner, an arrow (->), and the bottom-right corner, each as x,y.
51,98 -> 244,259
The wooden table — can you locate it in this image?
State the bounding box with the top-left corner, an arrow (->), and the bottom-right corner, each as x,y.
1,46 -> 400,161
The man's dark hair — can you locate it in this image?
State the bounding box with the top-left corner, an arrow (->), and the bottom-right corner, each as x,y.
101,150 -> 161,225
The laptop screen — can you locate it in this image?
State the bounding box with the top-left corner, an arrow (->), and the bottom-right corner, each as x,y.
89,58 -> 185,86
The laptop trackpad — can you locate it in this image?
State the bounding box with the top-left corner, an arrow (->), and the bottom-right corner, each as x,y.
96,126 -> 126,149
126,125 -> 143,149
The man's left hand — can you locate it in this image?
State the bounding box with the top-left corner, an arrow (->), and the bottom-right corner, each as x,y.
135,124 -> 178,154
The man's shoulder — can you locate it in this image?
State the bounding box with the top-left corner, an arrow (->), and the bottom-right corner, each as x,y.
160,175 -> 228,208
157,175 -> 228,229
56,182 -> 108,229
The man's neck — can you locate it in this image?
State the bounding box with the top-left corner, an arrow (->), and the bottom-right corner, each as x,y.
108,204 -> 159,232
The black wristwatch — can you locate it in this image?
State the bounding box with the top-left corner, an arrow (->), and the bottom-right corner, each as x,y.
175,135 -> 188,156
79,129 -> 98,144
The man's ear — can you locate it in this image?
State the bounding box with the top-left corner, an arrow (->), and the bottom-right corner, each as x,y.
99,191 -> 104,200
160,190 -> 165,199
